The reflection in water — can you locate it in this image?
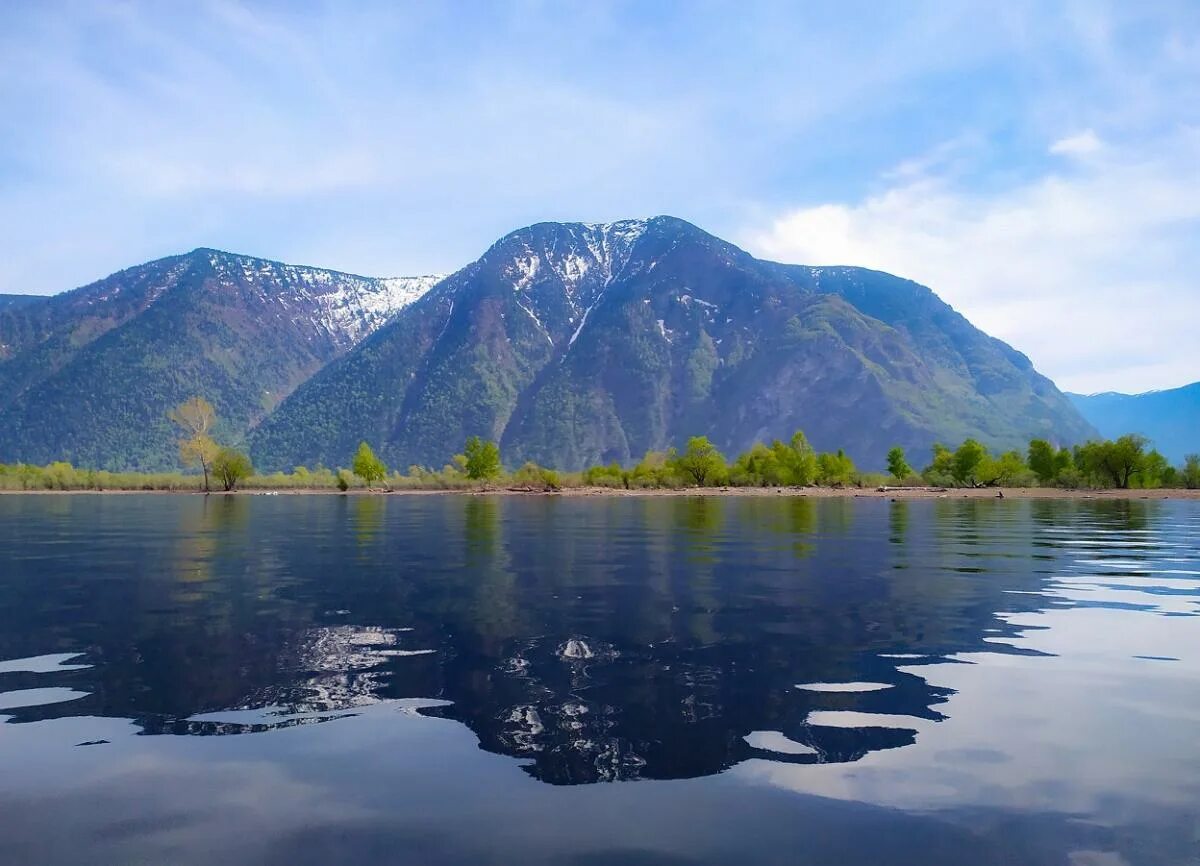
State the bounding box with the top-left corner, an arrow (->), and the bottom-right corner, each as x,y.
0,495 -> 1197,864
352,495 -> 385,547
888,499 -> 908,545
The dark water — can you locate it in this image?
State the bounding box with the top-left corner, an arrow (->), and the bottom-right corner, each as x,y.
0,495 -> 1197,865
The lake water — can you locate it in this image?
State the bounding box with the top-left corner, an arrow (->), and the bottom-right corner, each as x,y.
0,494 -> 1197,865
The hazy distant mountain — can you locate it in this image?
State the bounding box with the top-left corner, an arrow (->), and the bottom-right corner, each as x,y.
251,217 -> 1094,472
0,251 -> 439,469
1069,384 -> 1200,463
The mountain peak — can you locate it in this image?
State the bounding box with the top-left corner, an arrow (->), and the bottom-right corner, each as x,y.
250,217 -> 1093,472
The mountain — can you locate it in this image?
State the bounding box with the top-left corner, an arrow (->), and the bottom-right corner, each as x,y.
250,217 -> 1094,472
1069,384 -> 1200,463
0,250 -> 439,469
0,294 -> 46,313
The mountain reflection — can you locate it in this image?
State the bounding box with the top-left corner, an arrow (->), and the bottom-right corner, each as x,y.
0,494 -> 1149,785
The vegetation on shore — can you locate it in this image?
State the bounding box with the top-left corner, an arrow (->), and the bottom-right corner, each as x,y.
1,397 -> 1197,494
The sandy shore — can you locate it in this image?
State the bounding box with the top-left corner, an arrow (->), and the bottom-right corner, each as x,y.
3,485 -> 1199,500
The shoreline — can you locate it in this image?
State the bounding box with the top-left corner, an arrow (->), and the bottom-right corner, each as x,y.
2,485 -> 1198,500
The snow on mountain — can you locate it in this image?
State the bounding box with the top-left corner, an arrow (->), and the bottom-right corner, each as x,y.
314,273 -> 443,345
199,250 -> 443,347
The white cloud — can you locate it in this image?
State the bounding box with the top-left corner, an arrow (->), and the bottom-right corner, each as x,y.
742,132 -> 1200,394
1049,129 -> 1104,157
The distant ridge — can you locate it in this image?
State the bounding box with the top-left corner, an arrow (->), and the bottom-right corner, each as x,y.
1069,383 -> 1200,463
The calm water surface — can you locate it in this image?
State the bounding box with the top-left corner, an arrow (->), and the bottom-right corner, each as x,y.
0,494 -> 1197,865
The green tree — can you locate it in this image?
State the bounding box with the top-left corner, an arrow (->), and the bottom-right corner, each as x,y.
1028,439 -> 1060,484
776,430 -> 817,486
463,436 -> 502,480
732,443 -> 784,487
978,450 -> 1028,486
631,451 -> 674,487
583,461 -> 627,488
212,447 -> 253,491
1139,449 -> 1170,488
1077,434 -> 1149,489
815,449 -> 856,486
169,396 -> 219,491
352,442 -> 387,487
923,443 -> 955,486
886,446 -> 912,482
951,439 -> 988,487
1182,454 -> 1200,489
669,436 -> 727,486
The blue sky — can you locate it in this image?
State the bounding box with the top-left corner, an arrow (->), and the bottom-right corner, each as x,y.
1,1 -> 1197,393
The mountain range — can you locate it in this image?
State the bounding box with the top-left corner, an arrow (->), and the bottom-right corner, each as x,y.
1069,384 -> 1199,464
1,217 -> 1096,472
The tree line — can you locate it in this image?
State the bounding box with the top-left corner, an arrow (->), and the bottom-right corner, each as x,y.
579,432 -> 1199,491
1,396 -> 1198,492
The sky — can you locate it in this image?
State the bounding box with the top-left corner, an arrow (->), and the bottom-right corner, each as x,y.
1,1 -> 1197,393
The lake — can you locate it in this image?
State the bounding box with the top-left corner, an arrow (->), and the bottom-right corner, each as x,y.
0,494 -> 1197,865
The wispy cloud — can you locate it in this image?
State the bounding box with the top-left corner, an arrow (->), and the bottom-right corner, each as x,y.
1049,130 -> 1104,157
744,128 -> 1200,393
741,2 -> 1200,392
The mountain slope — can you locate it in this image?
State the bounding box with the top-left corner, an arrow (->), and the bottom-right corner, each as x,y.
251,217 -> 1093,471
0,251 -> 439,469
0,294 -> 46,313
1069,384 -> 1200,463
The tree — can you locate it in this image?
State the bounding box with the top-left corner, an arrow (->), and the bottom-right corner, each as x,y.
463,436 -> 502,481
923,443 -> 955,486
352,442 -> 387,487
1140,449 -> 1170,488
1077,434 -> 1148,489
776,430 -> 817,486
951,439 -> 988,487
212,447 -> 253,491
816,449 -> 856,486
631,451 -> 673,487
1028,439 -> 1059,484
669,436 -> 727,486
732,443 -> 784,487
978,450 -> 1028,487
169,396 -> 219,491
1183,454 -> 1200,490
583,461 -> 627,488
886,446 -> 912,482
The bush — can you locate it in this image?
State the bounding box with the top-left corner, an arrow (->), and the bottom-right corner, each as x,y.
510,462 -> 561,491
212,448 -> 253,491
583,461 -> 627,488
